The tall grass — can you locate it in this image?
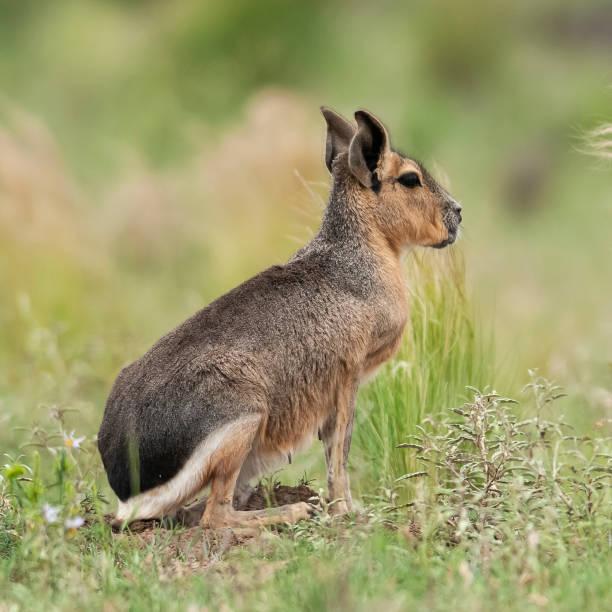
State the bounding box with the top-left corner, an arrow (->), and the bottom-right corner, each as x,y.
353,247 -> 500,491
3,371 -> 611,611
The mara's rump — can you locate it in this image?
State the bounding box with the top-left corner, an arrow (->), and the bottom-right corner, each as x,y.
113,415 -> 261,522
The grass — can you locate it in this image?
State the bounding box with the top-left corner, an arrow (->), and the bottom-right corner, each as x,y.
2,382 -> 611,611
1,252 -> 611,611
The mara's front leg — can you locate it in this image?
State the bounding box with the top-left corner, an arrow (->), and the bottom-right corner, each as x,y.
320,379 -> 358,516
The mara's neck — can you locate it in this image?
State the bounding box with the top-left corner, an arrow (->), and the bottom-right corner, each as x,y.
317,180 -> 365,245
316,169 -> 400,264
308,172 -> 407,309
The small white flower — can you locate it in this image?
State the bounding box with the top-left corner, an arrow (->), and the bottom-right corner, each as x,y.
42,503 -> 60,524
64,516 -> 85,530
63,430 -> 86,450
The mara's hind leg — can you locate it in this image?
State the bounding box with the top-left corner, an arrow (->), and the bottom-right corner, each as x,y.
200,422 -> 313,529
114,415 -> 262,526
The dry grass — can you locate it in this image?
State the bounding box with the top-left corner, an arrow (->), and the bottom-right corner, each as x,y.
584,124 -> 612,161
0,106 -> 85,255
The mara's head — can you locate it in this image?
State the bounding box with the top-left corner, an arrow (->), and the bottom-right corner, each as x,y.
322,107 -> 462,251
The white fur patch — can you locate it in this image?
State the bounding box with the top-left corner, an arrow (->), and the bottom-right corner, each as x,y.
115,414 -> 261,521
360,365 -> 381,385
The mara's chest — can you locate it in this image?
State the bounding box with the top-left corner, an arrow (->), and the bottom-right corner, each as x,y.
360,296 -> 408,383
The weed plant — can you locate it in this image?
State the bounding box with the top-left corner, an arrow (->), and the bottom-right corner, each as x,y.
397,372 -> 612,549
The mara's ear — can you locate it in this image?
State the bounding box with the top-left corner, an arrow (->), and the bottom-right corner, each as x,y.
321,107 -> 355,173
348,110 -> 390,189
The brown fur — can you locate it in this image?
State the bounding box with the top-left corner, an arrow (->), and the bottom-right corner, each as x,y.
98,108 -> 462,529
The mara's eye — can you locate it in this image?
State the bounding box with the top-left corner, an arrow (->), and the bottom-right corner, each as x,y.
398,172 -> 421,188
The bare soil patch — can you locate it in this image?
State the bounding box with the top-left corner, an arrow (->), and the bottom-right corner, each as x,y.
99,481 -> 320,578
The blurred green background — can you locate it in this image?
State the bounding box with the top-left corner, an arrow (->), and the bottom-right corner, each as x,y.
1,0 -> 611,475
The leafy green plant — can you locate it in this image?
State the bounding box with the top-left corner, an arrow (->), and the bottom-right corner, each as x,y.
398,374 -> 612,546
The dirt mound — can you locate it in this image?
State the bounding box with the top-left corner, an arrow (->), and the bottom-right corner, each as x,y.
241,481 -> 319,511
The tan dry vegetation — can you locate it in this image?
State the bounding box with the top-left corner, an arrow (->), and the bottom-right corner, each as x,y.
101,88 -> 324,257
1,90 -> 325,272
100,170 -> 188,262
585,124 -> 612,160
191,89 -> 324,271
0,106 -> 86,256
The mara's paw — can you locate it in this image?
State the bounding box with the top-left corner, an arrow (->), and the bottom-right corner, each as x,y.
199,500 -> 315,530
288,501 -> 316,522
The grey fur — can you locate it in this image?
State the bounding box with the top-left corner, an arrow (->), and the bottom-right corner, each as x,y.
98,108 -> 461,514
